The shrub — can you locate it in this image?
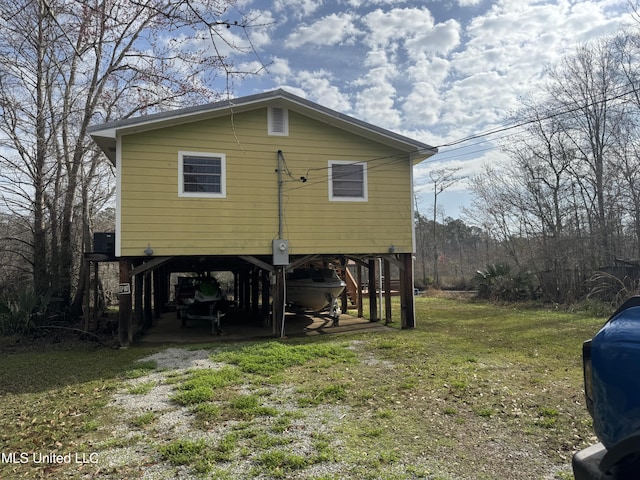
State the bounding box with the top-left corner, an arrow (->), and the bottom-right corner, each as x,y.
475,264 -> 535,302
586,271 -> 637,306
0,288 -> 50,336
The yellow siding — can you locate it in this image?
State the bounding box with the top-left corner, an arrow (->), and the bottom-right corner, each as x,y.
119,109 -> 414,257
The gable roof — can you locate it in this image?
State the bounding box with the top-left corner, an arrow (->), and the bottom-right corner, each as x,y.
88,88 -> 438,164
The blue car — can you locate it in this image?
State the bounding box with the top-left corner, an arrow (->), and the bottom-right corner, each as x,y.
573,296 -> 640,478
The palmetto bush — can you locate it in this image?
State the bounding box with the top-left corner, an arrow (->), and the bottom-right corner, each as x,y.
0,288 -> 49,336
475,264 -> 535,302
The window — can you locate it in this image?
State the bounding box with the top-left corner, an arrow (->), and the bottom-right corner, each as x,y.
329,161 -> 368,201
178,151 -> 226,198
268,107 -> 288,136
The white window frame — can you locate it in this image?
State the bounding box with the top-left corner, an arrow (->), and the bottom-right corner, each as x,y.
178,151 -> 226,198
268,106 -> 289,136
328,160 -> 368,202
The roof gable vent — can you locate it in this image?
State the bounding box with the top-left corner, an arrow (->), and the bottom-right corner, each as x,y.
268,107 -> 288,136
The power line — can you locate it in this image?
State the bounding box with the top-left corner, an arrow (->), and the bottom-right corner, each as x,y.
283,151 -> 409,193
432,80 -> 640,150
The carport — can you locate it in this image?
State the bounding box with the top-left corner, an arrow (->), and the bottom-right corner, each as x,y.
84,246 -> 414,346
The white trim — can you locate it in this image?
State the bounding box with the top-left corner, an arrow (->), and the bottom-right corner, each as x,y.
328,160 -> 368,202
88,90 -> 437,166
178,151 -> 227,198
410,158 -> 416,253
268,106 -> 289,136
115,136 -> 122,257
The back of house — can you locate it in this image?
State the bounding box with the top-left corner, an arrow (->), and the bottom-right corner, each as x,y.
90,89 -> 436,259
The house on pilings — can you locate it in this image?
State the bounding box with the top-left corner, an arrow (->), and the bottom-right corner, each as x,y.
87,89 -> 437,345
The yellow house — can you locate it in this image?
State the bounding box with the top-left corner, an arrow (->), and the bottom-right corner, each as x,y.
89,89 -> 437,342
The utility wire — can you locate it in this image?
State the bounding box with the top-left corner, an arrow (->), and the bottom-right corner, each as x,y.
433,80 -> 640,150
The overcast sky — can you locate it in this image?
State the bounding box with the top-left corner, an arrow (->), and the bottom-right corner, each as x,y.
224,0 -> 635,219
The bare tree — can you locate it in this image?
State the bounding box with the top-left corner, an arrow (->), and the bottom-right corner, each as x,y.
611,30 -> 640,260
428,167 -> 463,287
467,32 -> 640,302
0,0 -> 268,315
546,39 -> 627,267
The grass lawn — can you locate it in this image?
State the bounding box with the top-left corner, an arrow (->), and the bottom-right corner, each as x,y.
0,296 -> 605,479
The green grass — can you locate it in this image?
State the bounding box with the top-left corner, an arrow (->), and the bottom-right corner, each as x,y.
0,344 -> 160,463
171,366 -> 242,406
0,297 -> 606,479
131,411 -> 157,428
211,340 -> 357,375
128,380 -> 156,395
256,450 -> 309,477
226,393 -> 279,419
297,383 -> 349,407
192,402 -> 221,424
159,438 -> 218,473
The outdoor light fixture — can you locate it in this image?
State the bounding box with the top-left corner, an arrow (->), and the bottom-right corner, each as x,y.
144,243 -> 154,256
388,244 -> 396,253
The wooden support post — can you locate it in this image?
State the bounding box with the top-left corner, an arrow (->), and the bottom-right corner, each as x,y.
83,260 -> 90,332
261,269 -> 270,321
272,267 -> 285,337
134,273 -> 143,331
144,272 -> 152,330
243,269 -> 251,311
237,270 -> 244,309
233,271 -> 239,307
384,258 -> 392,324
153,268 -> 162,319
339,259 -> 348,314
400,253 -> 415,329
252,267 -> 260,313
368,259 -> 378,322
118,258 -> 132,347
357,264 -> 363,318
92,262 -> 99,331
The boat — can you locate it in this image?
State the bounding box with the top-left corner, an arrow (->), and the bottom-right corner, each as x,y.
286,267 -> 346,319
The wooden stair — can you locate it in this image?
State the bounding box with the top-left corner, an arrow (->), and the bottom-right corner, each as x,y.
343,267 -> 358,306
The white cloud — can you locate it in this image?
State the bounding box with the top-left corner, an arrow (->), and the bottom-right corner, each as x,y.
286,13 -> 360,48
265,57 -> 292,83
272,0 -> 324,19
362,7 -> 435,50
402,82 -> 443,126
433,0 -> 633,141
407,56 -> 451,85
229,0 -> 634,216
564,1 -> 633,41
296,71 -> 353,112
355,83 -> 401,129
346,0 -> 409,7
242,9 -> 277,50
236,60 -> 269,76
276,85 -> 309,98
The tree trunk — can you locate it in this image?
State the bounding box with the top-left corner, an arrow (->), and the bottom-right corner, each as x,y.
32,0 -> 49,296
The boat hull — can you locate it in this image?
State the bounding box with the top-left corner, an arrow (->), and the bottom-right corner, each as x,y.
286,268 -> 346,313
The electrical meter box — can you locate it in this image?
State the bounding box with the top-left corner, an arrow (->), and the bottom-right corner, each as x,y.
272,239 -> 289,265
